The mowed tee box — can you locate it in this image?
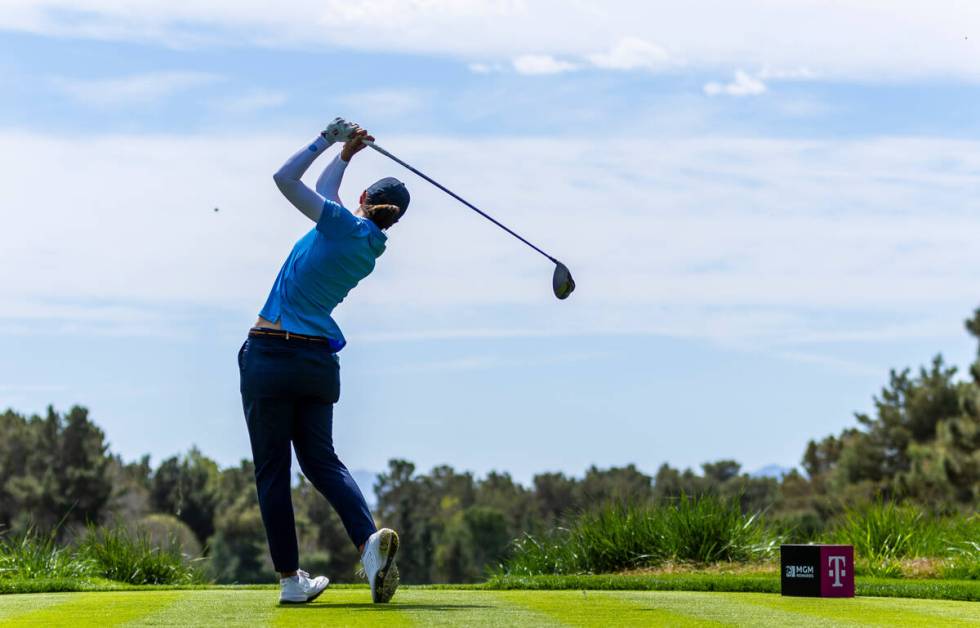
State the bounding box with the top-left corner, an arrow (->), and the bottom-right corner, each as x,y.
780,544 -> 855,597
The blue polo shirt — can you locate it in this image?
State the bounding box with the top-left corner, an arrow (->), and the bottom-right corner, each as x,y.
259,200 -> 387,352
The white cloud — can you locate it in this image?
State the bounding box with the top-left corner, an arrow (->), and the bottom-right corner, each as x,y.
703,65 -> 817,98
2,130 -> 979,347
512,54 -> 578,75
0,384 -> 66,393
773,96 -> 836,118
587,37 -> 671,71
214,89 -> 287,114
468,62 -> 505,74
50,71 -> 219,107
337,88 -> 429,119
772,351 -> 883,378
757,66 -> 818,81
704,70 -> 767,96
3,2 -> 980,82
486,39 -> 673,77
379,351 -> 604,374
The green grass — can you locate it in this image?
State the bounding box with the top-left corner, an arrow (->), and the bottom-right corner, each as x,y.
504,498 -> 980,581
832,501 -> 943,577
0,525 -> 203,587
944,541 -> 980,579
78,525 -> 203,585
0,530 -> 94,581
487,573 -> 980,602
505,495 -> 776,576
1,588 -> 979,627
830,503 -> 980,578
8,572 -> 980,603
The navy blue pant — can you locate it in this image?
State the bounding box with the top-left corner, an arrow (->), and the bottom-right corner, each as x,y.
238,334 -> 376,573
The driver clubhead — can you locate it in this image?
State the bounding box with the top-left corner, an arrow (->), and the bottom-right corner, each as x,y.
553,262 -> 575,300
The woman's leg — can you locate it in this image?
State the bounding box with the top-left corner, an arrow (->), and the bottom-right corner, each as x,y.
293,397 -> 377,550
240,340 -> 300,574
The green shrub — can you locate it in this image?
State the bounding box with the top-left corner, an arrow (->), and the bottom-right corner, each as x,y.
831,500 -> 944,576
138,514 -> 202,559
207,504 -> 270,584
770,511 -> 825,543
825,501 -> 980,578
942,540 -> 980,580
78,524 -> 204,585
0,528 -> 94,580
661,494 -> 777,564
504,494 -> 776,576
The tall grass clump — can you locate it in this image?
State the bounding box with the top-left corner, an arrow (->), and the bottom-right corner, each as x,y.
940,514 -> 980,579
505,494 -> 776,576
662,494 -> 778,563
831,500 -> 946,577
834,500 -> 944,559
0,528 -> 94,581
78,524 -> 204,585
943,540 -> 980,579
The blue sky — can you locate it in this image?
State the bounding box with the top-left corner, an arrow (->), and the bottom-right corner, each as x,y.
2,2 -> 979,484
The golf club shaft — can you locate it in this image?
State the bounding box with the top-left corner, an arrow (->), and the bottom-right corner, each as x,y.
364,140 -> 558,264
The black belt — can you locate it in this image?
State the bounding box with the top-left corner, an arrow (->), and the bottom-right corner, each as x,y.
248,327 -> 331,344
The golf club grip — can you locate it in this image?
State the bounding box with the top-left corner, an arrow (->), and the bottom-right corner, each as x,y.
364,140 -> 557,264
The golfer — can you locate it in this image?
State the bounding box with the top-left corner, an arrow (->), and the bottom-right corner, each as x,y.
238,118 -> 407,604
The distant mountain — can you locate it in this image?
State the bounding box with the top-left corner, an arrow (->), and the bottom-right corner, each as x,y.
350,469 -> 379,508
750,464 -> 794,479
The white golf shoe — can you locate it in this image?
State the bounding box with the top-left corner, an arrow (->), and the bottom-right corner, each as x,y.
279,569 -> 329,604
361,528 -> 400,603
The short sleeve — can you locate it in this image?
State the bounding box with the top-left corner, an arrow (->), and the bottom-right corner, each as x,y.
316,199 -> 359,238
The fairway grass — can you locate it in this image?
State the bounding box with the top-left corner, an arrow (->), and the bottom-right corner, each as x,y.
487,573 -> 980,602
2,588 -> 979,627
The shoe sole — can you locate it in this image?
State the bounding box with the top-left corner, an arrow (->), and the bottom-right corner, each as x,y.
372,529 -> 400,604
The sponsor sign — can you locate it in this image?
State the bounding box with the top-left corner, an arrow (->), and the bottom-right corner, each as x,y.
780,544 -> 854,597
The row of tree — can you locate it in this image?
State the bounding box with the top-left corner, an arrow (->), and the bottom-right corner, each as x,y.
0,405 -> 779,583
2,308 -> 978,583
801,309 -> 980,510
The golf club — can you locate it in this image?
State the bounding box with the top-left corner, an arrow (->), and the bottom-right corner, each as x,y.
363,139 -> 576,300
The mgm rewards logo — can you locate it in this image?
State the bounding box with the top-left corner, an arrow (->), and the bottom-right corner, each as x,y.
784,564 -> 815,579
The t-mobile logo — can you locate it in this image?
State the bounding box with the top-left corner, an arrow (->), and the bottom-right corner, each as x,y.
827,555 -> 847,588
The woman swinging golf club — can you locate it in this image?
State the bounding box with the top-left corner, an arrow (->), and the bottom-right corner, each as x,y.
238,118 -> 407,604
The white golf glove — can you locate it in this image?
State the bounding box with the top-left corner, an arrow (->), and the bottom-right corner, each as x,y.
321,117 -> 357,144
